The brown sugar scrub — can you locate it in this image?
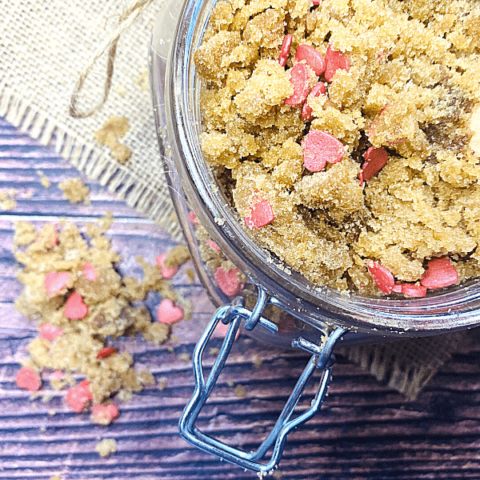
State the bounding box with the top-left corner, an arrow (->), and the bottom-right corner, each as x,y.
195,0 -> 480,296
13,214 -> 190,421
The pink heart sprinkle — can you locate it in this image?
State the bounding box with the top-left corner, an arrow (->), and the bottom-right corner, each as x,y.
285,63 -> 313,106
16,366 -> 41,392
214,321 -> 240,340
51,370 -> 64,381
302,130 -> 344,172
401,283 -> 427,297
188,211 -> 199,225
245,197 -> 275,229
295,44 -> 325,76
91,403 -> 119,425
82,262 -> 97,281
206,239 -> 221,251
214,267 -> 241,296
66,380 -> 92,412
40,323 -> 64,341
324,44 -> 350,82
44,271 -> 70,296
64,292 -> 88,320
420,257 -> 458,289
367,260 -> 395,294
157,298 -> 184,324
156,254 -> 179,279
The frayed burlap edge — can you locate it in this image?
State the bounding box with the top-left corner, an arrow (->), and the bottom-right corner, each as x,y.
340,330 -> 469,400
0,80 -> 183,242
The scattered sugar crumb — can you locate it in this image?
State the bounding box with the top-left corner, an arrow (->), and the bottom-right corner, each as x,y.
14,221 -> 36,247
134,69 -> 149,91
13,213 -> 188,418
117,85 -> 127,98
227,379 -> 234,388
0,190 -> 17,211
252,357 -> 263,367
209,347 -> 220,355
186,268 -> 195,284
273,470 -> 283,479
49,475 -> 63,480
58,178 -> 90,204
117,389 -> 133,403
48,410 -> 56,416
39,425 -> 46,432
164,246 -> 191,269
179,353 -> 190,363
138,370 -> 155,385
158,377 -> 168,391
37,170 -> 51,189
234,385 -> 247,399
96,438 -> 117,457
94,116 -> 132,163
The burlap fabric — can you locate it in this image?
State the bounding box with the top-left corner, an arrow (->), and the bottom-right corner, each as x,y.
0,0 -> 470,399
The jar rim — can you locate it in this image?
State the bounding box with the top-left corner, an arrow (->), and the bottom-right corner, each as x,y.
162,0 -> 480,336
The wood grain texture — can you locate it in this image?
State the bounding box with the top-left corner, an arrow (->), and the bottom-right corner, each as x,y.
1,117 -> 480,480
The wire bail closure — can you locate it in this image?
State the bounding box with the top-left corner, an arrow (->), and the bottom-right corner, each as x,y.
179,286 -> 346,473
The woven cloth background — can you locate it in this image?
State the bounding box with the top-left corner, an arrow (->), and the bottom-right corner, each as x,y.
0,0 -> 469,399
0,0 -> 182,239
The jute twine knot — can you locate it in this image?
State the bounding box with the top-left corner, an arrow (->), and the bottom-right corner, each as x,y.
70,0 -> 155,118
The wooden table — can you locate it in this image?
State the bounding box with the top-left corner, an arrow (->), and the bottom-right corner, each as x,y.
1,116 -> 480,480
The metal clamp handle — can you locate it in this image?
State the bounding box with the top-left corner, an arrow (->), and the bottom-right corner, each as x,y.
179,289 -> 346,473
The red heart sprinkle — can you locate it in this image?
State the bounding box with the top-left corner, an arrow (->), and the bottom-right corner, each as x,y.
325,45 -> 350,82
302,130 -> 345,172
295,44 -> 325,76
391,284 -> 403,293
44,271 -> 70,296
312,0 -> 321,4
279,34 -> 293,67
302,82 -> 326,121
285,63 -> 313,106
39,323 -> 64,341
214,267 -> 241,296
156,254 -> 179,279
360,147 -> 389,184
97,347 -> 118,359
206,239 -> 221,251
82,262 -> 97,281
420,257 -> 458,289
16,366 -> 41,392
245,197 -> 275,229
91,403 -> 119,425
64,292 -> 88,320
401,283 -> 427,297
157,298 -> 184,324
367,260 -> 395,294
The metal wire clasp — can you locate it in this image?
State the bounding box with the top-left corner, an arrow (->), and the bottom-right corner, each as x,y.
179,288 -> 346,474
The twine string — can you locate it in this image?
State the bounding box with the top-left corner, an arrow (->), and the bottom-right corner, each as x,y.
70,0 -> 155,118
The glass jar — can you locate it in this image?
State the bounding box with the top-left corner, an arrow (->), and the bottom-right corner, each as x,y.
149,0 -> 480,472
